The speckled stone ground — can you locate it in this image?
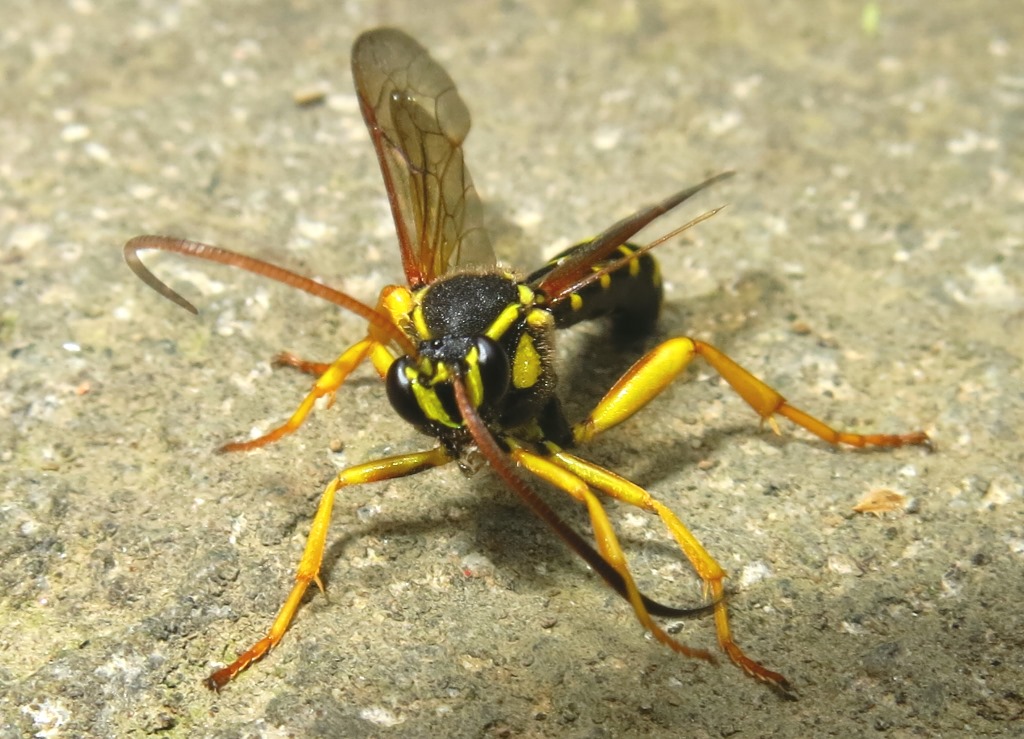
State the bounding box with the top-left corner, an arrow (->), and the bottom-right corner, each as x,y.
2,2 -> 1022,737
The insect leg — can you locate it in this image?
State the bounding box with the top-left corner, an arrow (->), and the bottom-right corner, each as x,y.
205,445 -> 452,690
509,446 -> 716,665
220,337 -> 379,453
271,293 -> 408,382
573,337 -> 929,449
547,448 -> 792,693
272,351 -> 332,377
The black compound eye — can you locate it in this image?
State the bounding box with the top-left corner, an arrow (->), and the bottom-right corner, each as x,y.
471,336 -> 510,409
386,356 -> 428,428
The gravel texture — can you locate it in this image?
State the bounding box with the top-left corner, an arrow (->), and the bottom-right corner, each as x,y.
1,2 -> 1022,737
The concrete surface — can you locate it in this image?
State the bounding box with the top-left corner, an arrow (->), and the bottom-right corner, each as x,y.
1,1 -> 1022,737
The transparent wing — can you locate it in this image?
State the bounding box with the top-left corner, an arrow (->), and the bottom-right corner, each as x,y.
352,28 -> 494,287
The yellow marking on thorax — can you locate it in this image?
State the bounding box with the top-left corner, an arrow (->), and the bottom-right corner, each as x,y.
485,303 -> 523,342
513,333 -> 541,389
411,304 -> 431,340
526,306 -> 554,331
380,284 -> 418,341
513,307 -> 553,389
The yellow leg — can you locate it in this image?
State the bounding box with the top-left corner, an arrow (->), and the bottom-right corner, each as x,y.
368,341 -> 399,380
205,445 -> 452,689
574,337 -> 929,449
510,446 -> 716,665
549,448 -> 790,691
220,337 -> 380,453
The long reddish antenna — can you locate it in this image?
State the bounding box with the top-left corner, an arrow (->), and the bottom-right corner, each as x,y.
124,235 -> 415,355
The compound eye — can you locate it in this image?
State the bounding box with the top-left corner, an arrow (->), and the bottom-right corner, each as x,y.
471,336 -> 510,409
385,356 -> 428,427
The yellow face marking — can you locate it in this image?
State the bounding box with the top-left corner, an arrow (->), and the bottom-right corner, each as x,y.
513,332 -> 542,389
400,272 -> 541,426
599,272 -> 611,290
628,256 -> 641,277
409,369 -> 457,428
569,293 -> 583,311
417,357 -> 446,383
406,344 -> 489,429
462,347 -> 485,408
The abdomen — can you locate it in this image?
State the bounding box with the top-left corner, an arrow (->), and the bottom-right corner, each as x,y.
528,242 -> 663,336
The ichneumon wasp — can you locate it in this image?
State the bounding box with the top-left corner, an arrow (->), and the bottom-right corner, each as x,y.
124,27 -> 930,695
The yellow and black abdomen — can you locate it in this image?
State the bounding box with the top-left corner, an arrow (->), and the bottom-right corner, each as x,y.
529,242 -> 663,336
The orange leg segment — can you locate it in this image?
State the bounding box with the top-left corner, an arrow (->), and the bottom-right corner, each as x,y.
219,337 -> 379,453
574,337 -> 929,450
218,287 -> 406,453
562,335 -> 930,693
272,351 -> 332,377
205,445 -> 452,690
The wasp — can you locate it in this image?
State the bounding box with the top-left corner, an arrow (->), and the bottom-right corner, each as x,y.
125,28 -> 930,694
